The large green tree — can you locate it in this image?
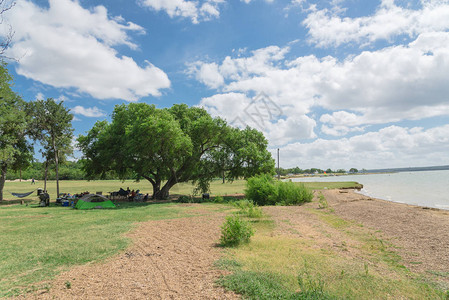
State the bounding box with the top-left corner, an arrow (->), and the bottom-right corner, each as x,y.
0,63 -> 31,201
28,98 -> 73,197
78,103 -> 274,199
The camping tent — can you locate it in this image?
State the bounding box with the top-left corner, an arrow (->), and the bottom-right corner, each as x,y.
75,194 -> 116,209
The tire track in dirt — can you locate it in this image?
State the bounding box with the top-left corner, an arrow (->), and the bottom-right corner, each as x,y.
23,207 -> 239,299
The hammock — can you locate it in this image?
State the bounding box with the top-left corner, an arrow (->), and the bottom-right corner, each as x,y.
9,190 -> 35,198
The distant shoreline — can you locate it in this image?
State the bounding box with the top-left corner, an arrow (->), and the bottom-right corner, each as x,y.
282,165 -> 449,179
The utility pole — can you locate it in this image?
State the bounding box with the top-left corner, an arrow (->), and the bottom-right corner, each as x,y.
277,148 -> 280,181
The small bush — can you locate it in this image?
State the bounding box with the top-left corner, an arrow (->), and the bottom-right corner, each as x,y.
245,174 -> 314,206
245,174 -> 277,206
245,206 -> 264,218
213,195 -> 225,203
220,215 -> 254,247
277,181 -> 314,206
177,195 -> 210,203
318,193 -> 328,209
232,199 -> 254,209
233,200 -> 264,218
177,195 -> 193,203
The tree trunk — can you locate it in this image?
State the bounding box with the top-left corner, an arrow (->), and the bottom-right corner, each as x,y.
0,163 -> 7,202
153,178 -> 176,200
143,175 -> 163,200
153,186 -> 171,200
151,180 -> 161,199
44,160 -> 48,192
20,168 -> 22,182
53,138 -> 59,198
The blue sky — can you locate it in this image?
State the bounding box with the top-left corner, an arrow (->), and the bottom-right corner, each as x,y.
2,0 -> 449,169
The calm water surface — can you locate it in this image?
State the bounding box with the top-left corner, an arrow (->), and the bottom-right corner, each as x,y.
291,170 -> 449,210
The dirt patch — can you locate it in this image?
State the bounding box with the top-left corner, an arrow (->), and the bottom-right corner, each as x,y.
24,205 -> 238,299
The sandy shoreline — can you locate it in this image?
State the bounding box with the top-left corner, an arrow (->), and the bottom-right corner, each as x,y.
320,189 -> 449,275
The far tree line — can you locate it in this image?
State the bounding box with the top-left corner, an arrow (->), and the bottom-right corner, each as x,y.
7,162 -> 362,181
277,167 -> 360,176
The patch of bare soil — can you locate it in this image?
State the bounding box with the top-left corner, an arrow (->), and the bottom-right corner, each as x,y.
321,189 -> 449,274
25,205 -> 238,299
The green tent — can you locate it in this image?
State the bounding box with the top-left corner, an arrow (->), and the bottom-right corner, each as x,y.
75,194 -> 116,209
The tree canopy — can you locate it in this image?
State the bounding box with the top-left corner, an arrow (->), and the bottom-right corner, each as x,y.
0,62 -> 31,201
78,103 -> 275,199
28,98 -> 73,196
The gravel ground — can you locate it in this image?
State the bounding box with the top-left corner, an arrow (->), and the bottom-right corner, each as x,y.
322,189 -> 449,274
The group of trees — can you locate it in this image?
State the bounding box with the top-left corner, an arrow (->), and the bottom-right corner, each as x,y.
277,167 -> 359,176
78,103 -> 275,199
0,63 -> 73,201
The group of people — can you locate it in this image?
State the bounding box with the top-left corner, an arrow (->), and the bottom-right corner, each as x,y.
118,187 -> 148,201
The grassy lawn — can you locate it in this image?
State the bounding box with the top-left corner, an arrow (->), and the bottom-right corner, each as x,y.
297,181 -> 363,190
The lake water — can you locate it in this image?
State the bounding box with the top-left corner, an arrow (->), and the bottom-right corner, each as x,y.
291,170 -> 449,210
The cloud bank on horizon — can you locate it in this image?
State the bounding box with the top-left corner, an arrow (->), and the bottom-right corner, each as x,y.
2,0 -> 449,169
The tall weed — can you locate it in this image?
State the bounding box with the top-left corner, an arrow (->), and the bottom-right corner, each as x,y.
220,215 -> 254,247
233,200 -> 264,218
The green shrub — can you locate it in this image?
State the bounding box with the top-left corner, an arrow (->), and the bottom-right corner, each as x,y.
232,199 -> 254,209
244,205 -> 264,218
245,174 -> 277,206
177,195 -> 193,203
318,192 -> 328,209
220,215 -> 254,247
233,200 -> 264,218
277,181 -> 314,206
245,174 -> 314,206
213,195 -> 224,203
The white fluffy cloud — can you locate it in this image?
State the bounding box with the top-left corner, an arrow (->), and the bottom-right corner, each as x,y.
193,31 -> 449,141
303,0 -> 449,47
139,0 -> 224,23
4,0 -> 170,100
188,62 -> 224,89
277,124 -> 449,169
72,106 -> 106,118
139,0 -> 274,23
191,0 -> 449,166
